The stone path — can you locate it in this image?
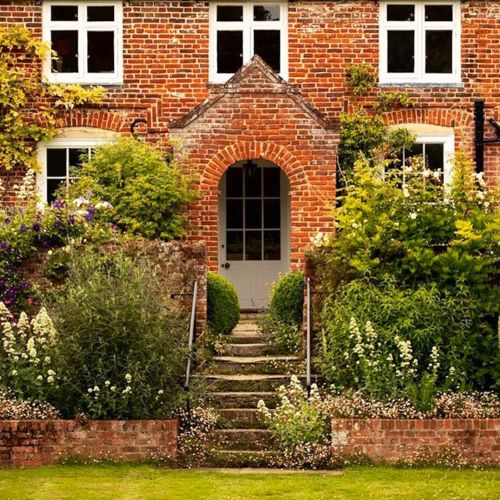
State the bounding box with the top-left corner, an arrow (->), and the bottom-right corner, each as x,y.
202,314 -> 306,467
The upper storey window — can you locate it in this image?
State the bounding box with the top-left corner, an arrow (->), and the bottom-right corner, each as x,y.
379,2 -> 461,84
42,1 -> 123,84
209,2 -> 288,83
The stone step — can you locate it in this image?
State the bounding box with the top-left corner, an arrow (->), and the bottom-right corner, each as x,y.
212,429 -> 274,451
228,334 -> 266,344
210,450 -> 278,468
206,356 -> 305,375
202,374 -> 317,392
217,408 -> 267,429
221,343 -> 270,356
205,392 -> 279,409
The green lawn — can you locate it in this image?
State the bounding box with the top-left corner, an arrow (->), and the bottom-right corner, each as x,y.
0,465 -> 498,500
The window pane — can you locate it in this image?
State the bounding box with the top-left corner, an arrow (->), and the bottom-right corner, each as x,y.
408,143 -> 424,159
387,5 -> 415,21
245,166 -> 261,197
426,31 -> 452,73
264,231 -> 280,260
425,6 -> 453,22
87,6 -> 115,22
227,231 -> 243,261
47,149 -> 67,177
245,200 -> 262,229
425,143 -> 444,171
217,6 -> 243,22
254,30 -> 280,72
68,148 -> 88,168
88,32 -> 115,73
226,167 -> 243,197
51,31 -> 78,73
245,231 -> 262,260
47,179 -> 65,203
254,5 -> 280,21
217,31 -> 243,73
51,6 -> 78,21
387,31 -> 414,73
263,168 -> 280,197
264,199 -> 280,228
226,200 -> 243,229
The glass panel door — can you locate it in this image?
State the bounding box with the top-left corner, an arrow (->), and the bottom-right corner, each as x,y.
226,164 -> 281,261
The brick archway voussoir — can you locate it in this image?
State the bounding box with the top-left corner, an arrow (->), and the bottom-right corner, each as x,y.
202,141 -> 306,189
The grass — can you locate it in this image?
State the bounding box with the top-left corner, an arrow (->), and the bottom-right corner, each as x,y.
0,465 -> 498,500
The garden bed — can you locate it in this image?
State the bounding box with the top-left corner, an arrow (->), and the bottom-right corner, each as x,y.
0,419 -> 178,468
332,419 -> 500,466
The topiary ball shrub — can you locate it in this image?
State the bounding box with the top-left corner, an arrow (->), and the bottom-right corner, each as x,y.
207,272 -> 240,335
269,271 -> 305,327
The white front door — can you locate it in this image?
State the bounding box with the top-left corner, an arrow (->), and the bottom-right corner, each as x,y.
219,160 -> 290,310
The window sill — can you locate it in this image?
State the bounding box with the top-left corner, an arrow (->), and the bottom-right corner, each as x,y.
378,82 -> 464,89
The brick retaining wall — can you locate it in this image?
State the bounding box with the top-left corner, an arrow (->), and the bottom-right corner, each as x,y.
332,419 -> 500,465
0,420 -> 178,468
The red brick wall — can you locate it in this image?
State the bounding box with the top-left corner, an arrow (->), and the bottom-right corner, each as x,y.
332,419 -> 500,465
1,1 -> 498,247
0,420 -> 178,468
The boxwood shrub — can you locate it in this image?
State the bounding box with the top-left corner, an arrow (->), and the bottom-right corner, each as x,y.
269,271 -> 305,327
207,273 -> 240,335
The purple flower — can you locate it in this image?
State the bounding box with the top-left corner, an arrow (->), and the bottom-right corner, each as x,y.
85,205 -> 96,223
68,214 -> 75,225
19,225 -> 27,234
53,199 -> 65,210
32,222 -> 41,232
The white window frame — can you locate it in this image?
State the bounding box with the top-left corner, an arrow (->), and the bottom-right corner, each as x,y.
398,133 -> 454,186
209,2 -> 288,84
379,1 -> 461,85
37,136 -> 109,203
42,1 -> 123,85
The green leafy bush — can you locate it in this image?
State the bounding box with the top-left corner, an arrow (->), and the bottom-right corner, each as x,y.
258,376 -> 333,469
269,271 -> 305,327
207,273 -> 239,335
319,280 -> 499,396
315,155 -> 499,396
67,138 -> 195,240
260,272 -> 304,354
46,249 -> 188,419
346,63 -> 377,96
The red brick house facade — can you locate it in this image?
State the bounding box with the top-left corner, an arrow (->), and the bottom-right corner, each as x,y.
1,1 -> 499,308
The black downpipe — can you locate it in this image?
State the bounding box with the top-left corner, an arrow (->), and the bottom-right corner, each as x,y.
474,100 -> 485,174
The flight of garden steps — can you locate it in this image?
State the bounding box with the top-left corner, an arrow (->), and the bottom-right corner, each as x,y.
203,313 -> 310,467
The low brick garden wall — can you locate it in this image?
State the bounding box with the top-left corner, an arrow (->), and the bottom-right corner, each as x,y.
0,420 -> 178,468
332,419 -> 500,465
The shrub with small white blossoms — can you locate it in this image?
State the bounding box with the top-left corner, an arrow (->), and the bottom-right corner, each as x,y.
258,376 -> 334,469
0,389 -> 59,420
0,302 -> 59,402
332,317 -> 451,409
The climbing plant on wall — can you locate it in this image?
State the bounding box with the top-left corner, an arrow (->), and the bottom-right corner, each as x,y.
0,26 -> 105,173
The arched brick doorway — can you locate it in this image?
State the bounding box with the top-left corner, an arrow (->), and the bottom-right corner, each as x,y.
218,159 -> 290,309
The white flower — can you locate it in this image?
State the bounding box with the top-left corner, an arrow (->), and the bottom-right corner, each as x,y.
402,187 -> 410,198
409,212 -> 417,220
29,348 -> 37,358
37,375 -> 43,381
74,196 -> 87,208
88,388 -> 93,393
93,385 -> 100,392
47,369 -> 56,376
95,201 -> 113,210
47,376 -> 55,383
11,370 -> 18,376
105,380 -> 111,386
110,386 -> 116,392
125,373 -> 132,383
45,356 -> 51,364
158,389 -> 164,395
